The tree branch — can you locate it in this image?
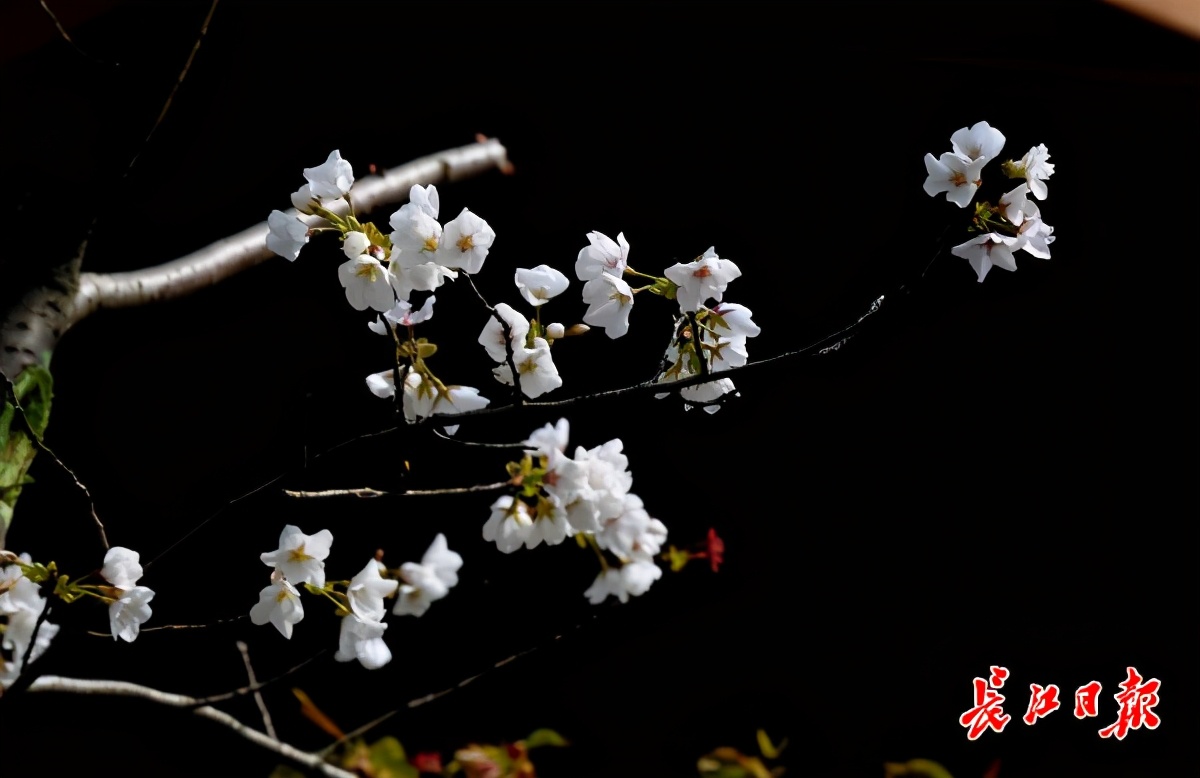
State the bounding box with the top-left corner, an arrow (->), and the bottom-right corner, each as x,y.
1,139 -> 510,387
28,675 -> 356,778
237,640 -> 277,740
71,138 -> 511,325
283,481 -> 509,499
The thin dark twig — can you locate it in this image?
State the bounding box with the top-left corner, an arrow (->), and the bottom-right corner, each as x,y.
2,598 -> 53,697
123,0 -> 220,179
29,439 -> 108,550
238,641 -> 277,739
85,614 -> 248,637
1,374 -> 108,550
465,275 -> 523,403
431,428 -> 526,449
323,628 -> 581,754
37,0 -> 109,63
144,421 -> 403,570
189,651 -> 328,707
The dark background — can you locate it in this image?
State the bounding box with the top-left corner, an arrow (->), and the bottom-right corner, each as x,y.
0,2 -> 1196,776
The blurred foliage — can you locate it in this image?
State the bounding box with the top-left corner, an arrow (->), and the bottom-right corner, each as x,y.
272,688 -> 565,777
697,729 -> 785,778
0,362 -> 53,547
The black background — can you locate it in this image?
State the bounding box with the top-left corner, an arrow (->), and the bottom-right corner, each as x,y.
0,2 -> 1196,776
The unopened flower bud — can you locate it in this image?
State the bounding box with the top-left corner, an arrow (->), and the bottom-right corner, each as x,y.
564,324 -> 591,337
546,322 -> 565,339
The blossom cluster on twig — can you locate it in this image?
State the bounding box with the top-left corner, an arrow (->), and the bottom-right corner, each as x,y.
922,121 -> 1057,282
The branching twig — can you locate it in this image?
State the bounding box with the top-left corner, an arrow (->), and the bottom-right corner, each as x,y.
28,437 -> 109,551
323,625 -> 582,754
237,640 -> 276,740
37,0 -> 108,63
284,481 -> 508,499
86,614 -> 248,637
124,0 -> 220,179
432,428 -> 527,448
28,675 -> 354,778
465,274 -> 523,403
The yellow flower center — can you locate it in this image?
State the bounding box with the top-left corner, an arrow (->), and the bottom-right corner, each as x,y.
457,235 -> 475,252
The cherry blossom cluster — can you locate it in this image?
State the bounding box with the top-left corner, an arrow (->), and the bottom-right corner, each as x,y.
251,525 -> 462,670
574,232 -> 758,411
0,545 -> 155,688
922,121 -> 1057,282
267,154 -> 495,427
484,419 -> 668,604
267,153 -> 494,309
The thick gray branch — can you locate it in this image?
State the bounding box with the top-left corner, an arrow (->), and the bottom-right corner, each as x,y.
29,674 -> 356,778
0,139 -> 510,381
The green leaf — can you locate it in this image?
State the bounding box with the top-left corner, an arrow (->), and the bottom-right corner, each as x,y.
14,364 -> 53,439
364,221 -> 392,252
368,736 -> 419,778
524,728 -> 568,749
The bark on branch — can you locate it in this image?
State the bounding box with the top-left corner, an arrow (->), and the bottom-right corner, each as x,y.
0,138 -> 510,382
28,674 -> 356,778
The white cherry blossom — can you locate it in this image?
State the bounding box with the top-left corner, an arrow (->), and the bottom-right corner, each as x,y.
596,493 -> 668,563
439,208 -> 495,274
951,233 -> 1019,283
492,338 -> 562,399
393,533 -> 462,617
338,256 -> 396,312
583,560 -> 662,604
575,231 -> 629,281
478,303 -> 530,362
664,248 -> 742,312
1017,222 -> 1054,259
950,121 -> 1006,163
347,560 -> 399,622
101,546 -> 143,591
368,296 -> 436,335
2,610 -> 58,679
527,501 -> 571,548
250,576 -> 304,639
303,150 -> 354,201
524,418 -> 570,462
922,152 -> 986,208
109,585 -> 154,642
0,561 -> 43,616
266,210 -> 309,261
389,184 -> 443,258
260,525 -> 334,588
545,440 -> 633,534
515,265 -> 570,306
289,184 -> 315,213
999,184 -> 1031,226
681,377 -> 739,414
401,372 -> 490,423
1018,144 -> 1054,199
366,368 -> 401,399
482,496 -> 534,553
335,614 -> 391,670
581,273 -> 635,338
390,258 -> 457,302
